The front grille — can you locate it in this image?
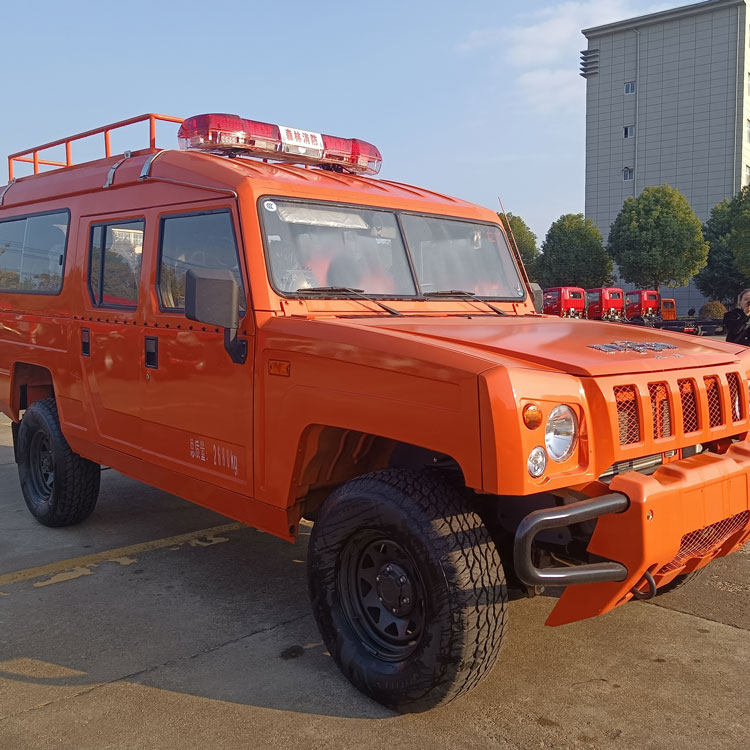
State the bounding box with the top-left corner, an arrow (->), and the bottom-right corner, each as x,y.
704,376 -> 724,427
648,382 -> 672,439
728,372 -> 743,422
678,379 -> 700,434
614,385 -> 640,444
613,373 -> 748,446
658,511 -> 750,573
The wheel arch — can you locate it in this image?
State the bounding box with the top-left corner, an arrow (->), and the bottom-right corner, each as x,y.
9,362 -> 56,420
290,424 -> 469,519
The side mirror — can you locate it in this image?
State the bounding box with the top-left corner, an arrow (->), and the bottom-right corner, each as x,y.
529,283 -> 543,313
185,268 -> 247,365
185,268 -> 239,330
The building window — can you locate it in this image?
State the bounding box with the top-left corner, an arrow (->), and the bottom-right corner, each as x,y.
624,81 -> 636,94
745,165 -> 750,185
747,72 -> 750,97
623,167 -> 634,181
624,125 -> 635,139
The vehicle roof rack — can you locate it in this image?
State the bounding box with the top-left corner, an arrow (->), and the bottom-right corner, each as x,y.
7,113 -> 184,180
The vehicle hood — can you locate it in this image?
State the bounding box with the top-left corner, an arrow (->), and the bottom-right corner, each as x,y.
342,315 -> 744,377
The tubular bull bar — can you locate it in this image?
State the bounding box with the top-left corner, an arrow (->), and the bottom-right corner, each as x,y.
514,493 -> 630,587
512,441 -> 750,627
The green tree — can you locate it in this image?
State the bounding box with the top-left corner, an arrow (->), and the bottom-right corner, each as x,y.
695,199 -> 750,306
534,213 -> 612,289
608,185 -> 708,289
725,187 -> 750,285
498,212 -> 538,272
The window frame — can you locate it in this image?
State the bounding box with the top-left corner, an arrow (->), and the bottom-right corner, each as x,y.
87,216 -> 146,310
0,208 -> 71,295
624,81 -> 636,95
156,207 -> 246,314
623,167 -> 634,181
257,195 -> 528,303
623,125 -> 635,139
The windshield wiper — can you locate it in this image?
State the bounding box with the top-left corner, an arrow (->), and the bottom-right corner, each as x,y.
301,287 -> 403,316
423,289 -> 507,316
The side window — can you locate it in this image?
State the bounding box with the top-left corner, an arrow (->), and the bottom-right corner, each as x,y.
158,210 -> 244,311
89,220 -> 145,307
0,211 -> 69,293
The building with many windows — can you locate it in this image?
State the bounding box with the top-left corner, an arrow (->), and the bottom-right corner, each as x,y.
581,0 -> 749,310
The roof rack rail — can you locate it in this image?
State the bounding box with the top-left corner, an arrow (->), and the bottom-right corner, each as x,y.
7,113 -> 184,180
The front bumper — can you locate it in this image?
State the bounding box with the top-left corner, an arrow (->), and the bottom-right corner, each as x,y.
514,441 -> 750,626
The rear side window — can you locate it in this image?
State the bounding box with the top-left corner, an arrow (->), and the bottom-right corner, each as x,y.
0,210 -> 69,293
89,220 -> 145,308
158,210 -> 244,311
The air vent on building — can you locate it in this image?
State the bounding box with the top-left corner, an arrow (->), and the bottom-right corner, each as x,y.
580,48 -> 599,78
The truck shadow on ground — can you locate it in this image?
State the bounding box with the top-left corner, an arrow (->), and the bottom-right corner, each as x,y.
0,474 -> 502,720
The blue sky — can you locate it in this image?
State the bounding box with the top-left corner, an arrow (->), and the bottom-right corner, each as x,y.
2,0 -> 684,242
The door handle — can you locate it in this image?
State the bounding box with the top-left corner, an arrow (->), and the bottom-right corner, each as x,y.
81,328 -> 91,357
145,337 -> 158,369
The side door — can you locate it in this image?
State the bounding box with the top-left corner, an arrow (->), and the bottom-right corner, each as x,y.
139,205 -> 254,495
77,214 -> 146,454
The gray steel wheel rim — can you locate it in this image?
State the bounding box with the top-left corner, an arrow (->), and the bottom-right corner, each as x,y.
29,432 -> 55,500
338,530 -> 427,662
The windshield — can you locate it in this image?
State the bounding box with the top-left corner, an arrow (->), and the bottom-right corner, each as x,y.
261,199 -> 525,300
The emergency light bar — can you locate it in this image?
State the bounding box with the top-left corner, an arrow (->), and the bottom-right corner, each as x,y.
177,113 -> 382,175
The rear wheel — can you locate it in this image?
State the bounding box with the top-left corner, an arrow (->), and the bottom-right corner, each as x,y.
308,469 -> 507,712
17,399 -> 100,527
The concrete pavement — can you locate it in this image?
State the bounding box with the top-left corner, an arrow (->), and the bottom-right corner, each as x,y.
0,416 -> 748,749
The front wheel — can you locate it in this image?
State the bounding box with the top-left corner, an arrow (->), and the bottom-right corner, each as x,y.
308,469 -> 508,712
17,399 -> 101,527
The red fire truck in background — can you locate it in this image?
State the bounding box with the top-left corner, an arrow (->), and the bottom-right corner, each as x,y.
626,290 -> 696,333
543,287 -> 586,317
625,289 -> 660,319
586,287 -> 625,321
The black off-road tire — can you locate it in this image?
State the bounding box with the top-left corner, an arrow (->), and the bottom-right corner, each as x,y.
656,568 -> 705,596
308,469 -> 508,712
17,399 -> 100,527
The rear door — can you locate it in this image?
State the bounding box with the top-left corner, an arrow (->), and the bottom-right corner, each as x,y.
78,213 -> 145,454
139,204 -> 254,495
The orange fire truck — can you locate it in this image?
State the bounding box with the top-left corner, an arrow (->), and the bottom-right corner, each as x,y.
1,113 -> 749,711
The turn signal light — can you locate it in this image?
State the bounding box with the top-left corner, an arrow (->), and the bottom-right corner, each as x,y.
523,404 -> 543,430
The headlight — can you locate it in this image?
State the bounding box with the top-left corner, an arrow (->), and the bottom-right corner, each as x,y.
545,405 -> 578,462
527,446 -> 547,477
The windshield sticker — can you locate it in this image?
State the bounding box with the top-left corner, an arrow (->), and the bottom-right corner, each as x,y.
264,200 -> 277,212
589,341 -> 678,354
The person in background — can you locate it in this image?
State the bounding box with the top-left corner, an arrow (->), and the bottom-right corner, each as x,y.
724,289 -> 750,345
687,306 -> 696,317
